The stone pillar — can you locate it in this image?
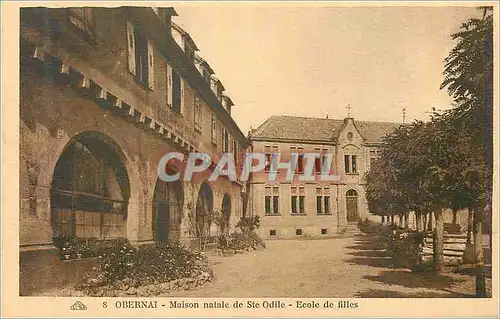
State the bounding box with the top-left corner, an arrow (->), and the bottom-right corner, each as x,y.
179,182 -> 198,248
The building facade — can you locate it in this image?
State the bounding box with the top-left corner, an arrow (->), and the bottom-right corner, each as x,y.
20,7 -> 249,293
249,115 -> 401,239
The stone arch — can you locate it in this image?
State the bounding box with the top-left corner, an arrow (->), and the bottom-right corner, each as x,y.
221,193 -> 232,234
152,166 -> 184,242
50,131 -> 132,239
195,182 -> 214,247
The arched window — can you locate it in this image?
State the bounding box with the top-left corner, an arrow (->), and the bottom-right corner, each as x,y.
346,189 -> 358,197
50,136 -> 130,239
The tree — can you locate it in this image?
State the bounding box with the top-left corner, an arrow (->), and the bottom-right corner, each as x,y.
441,6 -> 493,297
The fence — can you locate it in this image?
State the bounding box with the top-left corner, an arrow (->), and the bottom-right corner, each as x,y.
422,232 -> 468,265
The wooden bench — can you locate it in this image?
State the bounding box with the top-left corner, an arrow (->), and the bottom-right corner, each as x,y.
444,223 -> 463,234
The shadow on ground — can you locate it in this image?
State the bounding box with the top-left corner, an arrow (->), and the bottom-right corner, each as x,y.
345,234 -> 394,269
347,233 -> 474,298
354,288 -> 472,298
363,270 -> 466,289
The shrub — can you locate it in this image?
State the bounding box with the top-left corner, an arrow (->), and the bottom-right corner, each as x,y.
235,216 -> 261,232
387,229 -> 425,268
226,231 -> 266,252
357,219 -> 395,239
217,216 -> 266,253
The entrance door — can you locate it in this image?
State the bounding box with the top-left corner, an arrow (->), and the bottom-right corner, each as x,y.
346,189 -> 358,222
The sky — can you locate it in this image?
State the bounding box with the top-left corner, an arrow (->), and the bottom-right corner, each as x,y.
172,4 -> 479,135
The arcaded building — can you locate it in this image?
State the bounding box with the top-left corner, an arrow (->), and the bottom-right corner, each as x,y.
249,115 -> 401,239
20,7 -> 249,293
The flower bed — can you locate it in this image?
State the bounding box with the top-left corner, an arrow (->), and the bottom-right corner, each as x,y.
53,237 -> 213,296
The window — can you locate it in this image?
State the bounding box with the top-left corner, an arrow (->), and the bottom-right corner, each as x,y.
273,196 -> 279,215
211,114 -> 217,144
296,229 -> 303,236
265,153 -> 271,173
291,195 -> 298,214
203,69 -> 211,84
321,228 -> 328,235
315,157 -> 321,174
273,187 -> 280,215
299,195 -> 305,214
185,43 -> 195,62
127,21 -> 154,90
265,195 -> 271,215
344,154 -> 358,174
67,8 -> 94,41
352,155 -> 357,173
134,31 -> 149,87
297,154 -> 304,173
291,186 -> 304,215
316,188 -> 330,215
265,186 -> 279,216
51,139 -> 129,239
233,141 -> 238,165
324,196 -> 330,214
172,69 -> 182,114
270,229 -> 276,236
316,196 -> 323,214
194,94 -> 202,133
223,129 -> 229,152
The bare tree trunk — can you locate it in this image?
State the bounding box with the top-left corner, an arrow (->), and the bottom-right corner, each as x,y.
467,208 -> 474,244
416,213 -> 421,232
452,210 -> 458,225
381,215 -> 385,225
391,215 -> 395,226
406,212 -> 410,229
423,213 -> 428,232
474,204 -> 487,297
433,208 -> 444,273
427,212 -> 434,231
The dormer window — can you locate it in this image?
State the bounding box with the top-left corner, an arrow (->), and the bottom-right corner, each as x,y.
195,55 -> 214,85
210,76 -> 225,101
222,95 -> 234,116
184,42 -> 195,62
202,69 -> 211,83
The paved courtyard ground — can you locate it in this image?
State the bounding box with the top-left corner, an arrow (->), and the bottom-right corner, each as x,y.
163,233 -> 490,298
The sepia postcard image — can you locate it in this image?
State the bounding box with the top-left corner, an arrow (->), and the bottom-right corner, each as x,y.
1,0 -> 499,317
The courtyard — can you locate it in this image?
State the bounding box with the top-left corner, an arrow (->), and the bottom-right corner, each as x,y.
162,233 -> 489,298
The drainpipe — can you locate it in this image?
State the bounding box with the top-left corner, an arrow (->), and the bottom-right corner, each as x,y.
336,185 -> 340,232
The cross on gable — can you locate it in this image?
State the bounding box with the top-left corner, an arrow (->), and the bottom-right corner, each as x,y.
346,104 -> 352,117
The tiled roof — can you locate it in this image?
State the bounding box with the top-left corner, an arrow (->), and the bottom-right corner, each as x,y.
251,115 -> 401,144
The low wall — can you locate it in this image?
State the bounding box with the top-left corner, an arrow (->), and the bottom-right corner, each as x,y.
20,247 -> 100,296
